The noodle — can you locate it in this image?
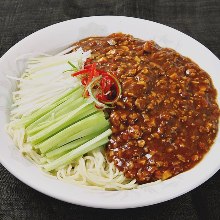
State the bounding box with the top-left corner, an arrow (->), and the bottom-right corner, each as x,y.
7,123 -> 138,190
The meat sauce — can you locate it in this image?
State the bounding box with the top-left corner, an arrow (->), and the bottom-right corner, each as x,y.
73,33 -> 220,184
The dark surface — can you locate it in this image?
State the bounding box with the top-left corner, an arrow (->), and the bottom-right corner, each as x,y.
0,0 -> 220,219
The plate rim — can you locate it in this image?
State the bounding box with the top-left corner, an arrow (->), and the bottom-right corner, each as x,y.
0,15 -> 220,209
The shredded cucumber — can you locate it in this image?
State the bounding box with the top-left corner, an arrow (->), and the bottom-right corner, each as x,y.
29,102 -> 91,144
38,111 -> 108,153
15,86 -> 80,128
43,129 -> 111,171
45,131 -> 102,160
27,104 -> 98,136
26,87 -> 84,132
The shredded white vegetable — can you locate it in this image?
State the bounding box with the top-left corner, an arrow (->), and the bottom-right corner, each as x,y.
8,48 -> 90,119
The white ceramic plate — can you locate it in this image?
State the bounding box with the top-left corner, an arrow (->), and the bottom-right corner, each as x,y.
0,16 -> 220,209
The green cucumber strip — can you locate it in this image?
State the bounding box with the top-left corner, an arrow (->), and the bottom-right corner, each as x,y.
29,109 -> 101,151
45,131 -> 101,159
38,111 -> 106,153
29,102 -> 92,145
43,129 -> 111,171
47,122 -> 109,153
60,122 -> 109,146
16,86 -> 80,128
26,88 -> 84,132
26,96 -> 85,136
27,104 -> 98,136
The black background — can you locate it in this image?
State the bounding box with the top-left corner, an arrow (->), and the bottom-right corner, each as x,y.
0,0 -> 220,219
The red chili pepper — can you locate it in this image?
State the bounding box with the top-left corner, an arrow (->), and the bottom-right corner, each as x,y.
104,77 -> 112,93
83,90 -> 89,98
95,104 -> 104,109
71,61 -> 121,108
86,63 -> 96,85
97,69 -> 107,75
84,64 -> 92,69
93,68 -> 99,77
100,77 -> 106,91
97,74 -> 117,103
85,58 -> 92,65
99,95 -> 109,102
81,77 -> 88,86
71,69 -> 89,77
96,93 -> 103,101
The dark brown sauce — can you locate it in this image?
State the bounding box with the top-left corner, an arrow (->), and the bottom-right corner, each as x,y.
74,33 -> 220,184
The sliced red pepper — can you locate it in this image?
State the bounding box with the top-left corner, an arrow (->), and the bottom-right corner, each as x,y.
85,58 -> 92,66
71,69 -> 89,77
104,77 -> 112,93
86,63 -> 96,85
81,77 -> 88,86
83,90 -> 89,98
71,61 -> 121,108
95,104 -> 104,109
96,93 -> 103,101
84,64 -> 92,69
